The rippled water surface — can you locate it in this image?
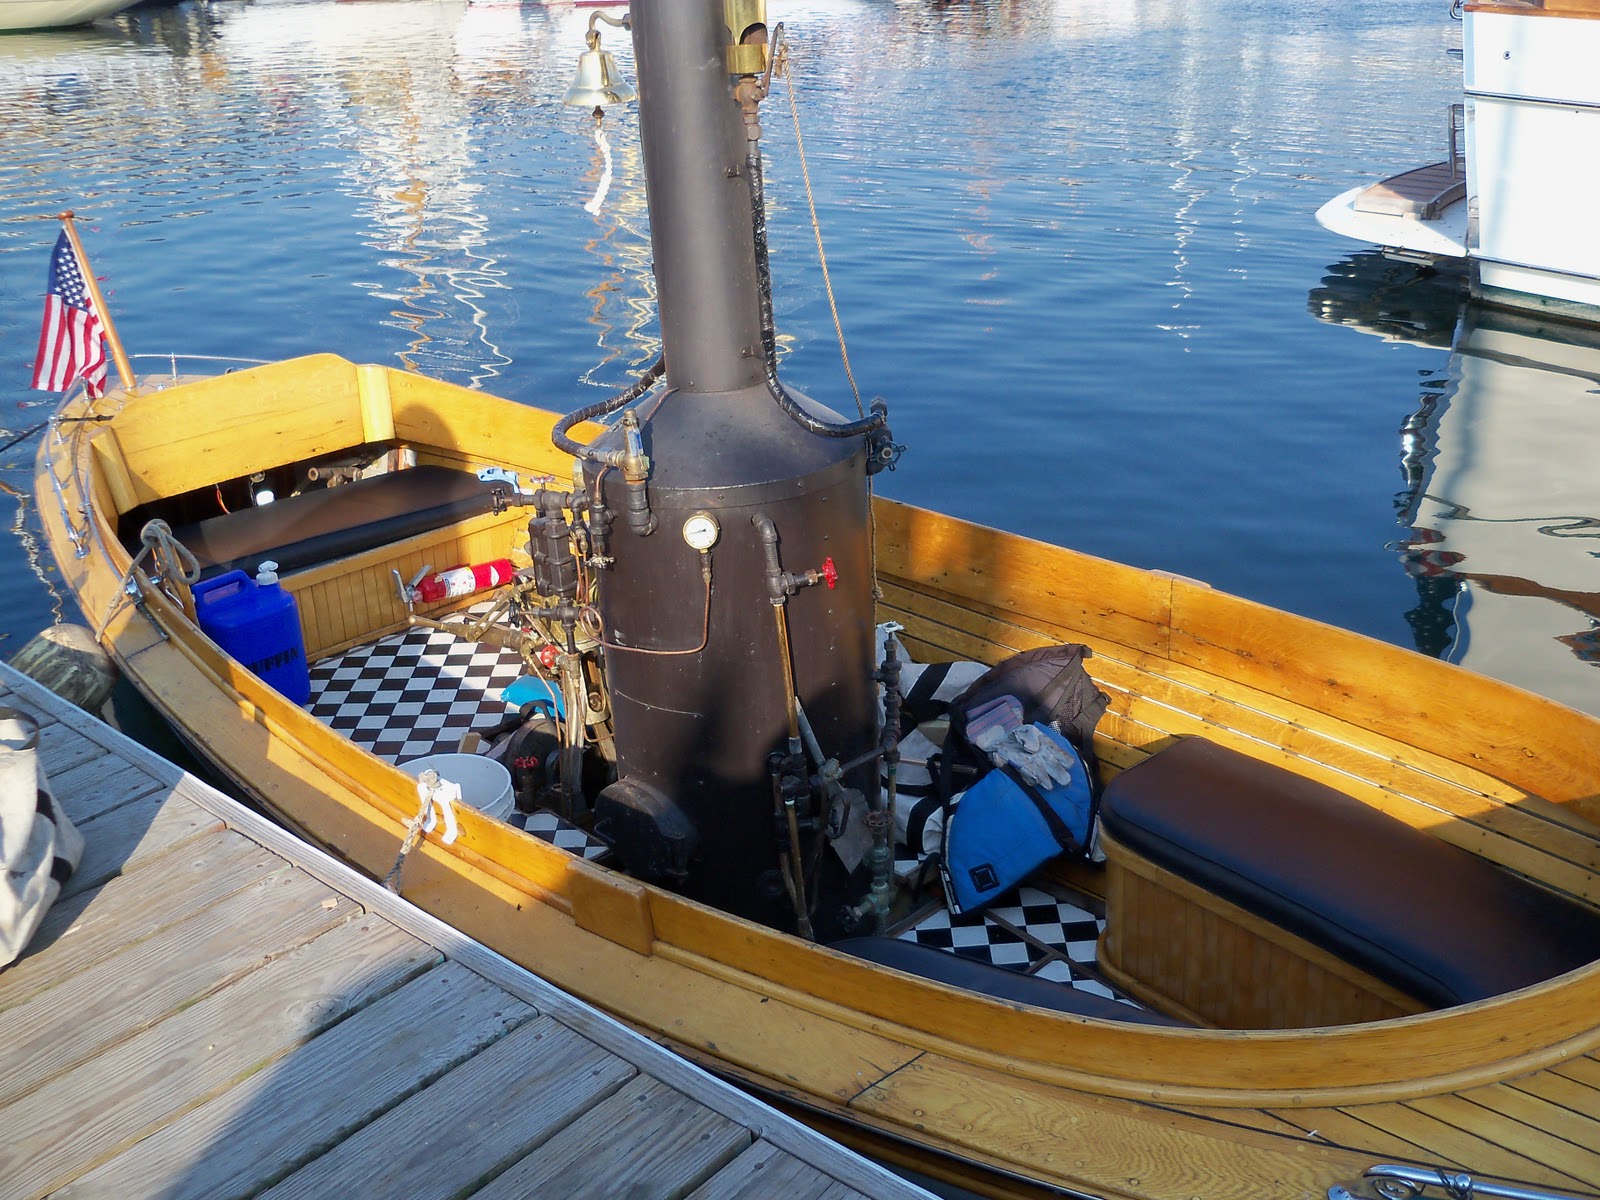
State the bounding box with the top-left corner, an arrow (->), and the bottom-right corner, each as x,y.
2,0 -> 1596,715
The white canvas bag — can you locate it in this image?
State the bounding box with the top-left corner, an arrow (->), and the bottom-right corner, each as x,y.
1,708 -> 84,968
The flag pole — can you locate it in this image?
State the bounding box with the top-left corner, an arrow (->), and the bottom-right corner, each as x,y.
56,211 -> 137,395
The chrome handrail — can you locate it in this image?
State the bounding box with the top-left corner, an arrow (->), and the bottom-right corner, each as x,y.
1332,1164 -> 1594,1200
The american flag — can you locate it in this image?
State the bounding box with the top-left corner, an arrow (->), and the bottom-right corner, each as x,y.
31,230 -> 108,398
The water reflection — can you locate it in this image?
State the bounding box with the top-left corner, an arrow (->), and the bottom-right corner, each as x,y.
1312,252 -> 1600,714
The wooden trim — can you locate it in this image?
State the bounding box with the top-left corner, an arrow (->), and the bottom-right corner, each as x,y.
356,364 -> 395,445
88,429 -> 137,516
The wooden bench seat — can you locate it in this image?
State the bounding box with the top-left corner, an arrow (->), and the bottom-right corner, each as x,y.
121,466 -> 515,581
1096,737 -> 1600,1029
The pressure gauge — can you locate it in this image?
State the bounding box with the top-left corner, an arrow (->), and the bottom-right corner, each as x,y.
681,511 -> 720,552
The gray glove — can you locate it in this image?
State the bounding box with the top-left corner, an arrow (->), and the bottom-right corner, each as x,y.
1012,724 -> 1079,790
967,699 -> 1079,791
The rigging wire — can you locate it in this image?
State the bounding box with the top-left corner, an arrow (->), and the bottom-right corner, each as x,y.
773,34 -> 886,600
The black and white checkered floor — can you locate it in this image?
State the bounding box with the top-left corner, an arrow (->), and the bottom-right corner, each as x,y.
308,614 -> 1136,1005
894,878 -> 1141,1009
305,614 -> 610,861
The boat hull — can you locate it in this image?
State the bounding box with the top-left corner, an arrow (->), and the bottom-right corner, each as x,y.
35,357 -> 1600,1199
0,0 -> 135,30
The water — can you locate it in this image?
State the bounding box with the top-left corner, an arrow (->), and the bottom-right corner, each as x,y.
1,0 -> 1596,717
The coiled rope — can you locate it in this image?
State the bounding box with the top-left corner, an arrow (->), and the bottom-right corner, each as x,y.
98,520 -> 202,637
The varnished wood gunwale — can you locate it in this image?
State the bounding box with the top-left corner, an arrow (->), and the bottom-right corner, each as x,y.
35,357 -> 1600,1198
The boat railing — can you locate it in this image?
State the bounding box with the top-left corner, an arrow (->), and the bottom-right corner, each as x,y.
1331,1163 -> 1595,1200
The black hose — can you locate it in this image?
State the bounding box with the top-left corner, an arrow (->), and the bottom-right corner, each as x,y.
549,356 -> 667,464
745,145 -> 887,440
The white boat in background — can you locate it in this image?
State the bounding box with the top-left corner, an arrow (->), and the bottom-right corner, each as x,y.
0,0 -> 138,31
1317,0 -> 1600,321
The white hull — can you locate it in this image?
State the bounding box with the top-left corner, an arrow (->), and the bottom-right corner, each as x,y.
0,0 -> 137,31
1318,2 -> 1600,320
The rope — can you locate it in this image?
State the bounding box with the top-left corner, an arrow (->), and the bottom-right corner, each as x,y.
97,519 -> 202,637
140,519 -> 201,585
383,771 -> 459,893
776,40 -> 885,601
778,45 -> 863,419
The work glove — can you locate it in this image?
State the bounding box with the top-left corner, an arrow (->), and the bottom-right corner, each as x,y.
1012,724 -> 1079,790
967,698 -> 1076,791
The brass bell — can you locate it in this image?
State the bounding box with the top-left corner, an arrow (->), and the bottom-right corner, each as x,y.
563,37 -> 636,109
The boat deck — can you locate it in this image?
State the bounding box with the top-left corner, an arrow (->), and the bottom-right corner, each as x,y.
0,662 -> 937,1200
1352,160 -> 1466,221
304,607 -> 1142,1012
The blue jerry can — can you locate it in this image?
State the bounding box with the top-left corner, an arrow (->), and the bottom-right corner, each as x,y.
192,561 -> 311,706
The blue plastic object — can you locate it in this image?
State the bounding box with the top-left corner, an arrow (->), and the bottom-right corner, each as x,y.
192,567 -> 311,706
501,675 -> 565,719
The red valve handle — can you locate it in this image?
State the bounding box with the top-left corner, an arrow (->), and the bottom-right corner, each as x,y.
537,643 -> 560,670
821,556 -> 838,590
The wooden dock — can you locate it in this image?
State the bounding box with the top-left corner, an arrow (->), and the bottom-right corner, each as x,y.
0,662 -> 937,1200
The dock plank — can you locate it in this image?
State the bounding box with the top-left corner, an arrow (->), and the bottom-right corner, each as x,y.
55,961 -> 535,1200
0,917 -> 434,1200
688,1139 -> 862,1200
0,664 -> 937,1200
0,831 -> 286,1008
48,753 -> 168,824
0,867 -> 363,1108
64,787 -> 226,900
259,1019 -> 636,1200
473,1076 -> 750,1200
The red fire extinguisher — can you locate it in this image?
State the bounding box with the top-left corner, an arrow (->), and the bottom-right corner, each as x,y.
410,559 -> 516,604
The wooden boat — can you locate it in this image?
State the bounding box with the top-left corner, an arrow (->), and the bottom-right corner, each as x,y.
33,350 -> 1600,1199
29,5 -> 1600,1198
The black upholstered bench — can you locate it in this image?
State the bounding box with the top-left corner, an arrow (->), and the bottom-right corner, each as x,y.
1096,737 -> 1600,1029
149,466 -> 513,581
833,937 -> 1188,1026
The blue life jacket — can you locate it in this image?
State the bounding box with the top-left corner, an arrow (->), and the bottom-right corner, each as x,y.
939,723 -> 1096,916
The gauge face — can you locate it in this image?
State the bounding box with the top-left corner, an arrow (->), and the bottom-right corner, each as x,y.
681,511 -> 720,551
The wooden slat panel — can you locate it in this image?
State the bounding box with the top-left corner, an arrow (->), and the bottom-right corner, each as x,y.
849,1054 -> 1374,1200
45,756 -> 166,825
1167,581 -> 1600,815
0,832 -> 284,1010
1417,1085 -> 1600,1181
259,1020 -> 635,1200
874,499 -> 1175,657
0,869 -> 362,1108
386,368 -> 603,481
687,1140 -> 848,1200
63,790 -> 226,902
0,917 -> 435,1200
111,355 -> 367,507
1551,1052 -> 1600,1088
1330,1099 -> 1586,1188
470,1076 -> 749,1200
883,572 -> 1600,903
286,509 -> 524,659
1264,1106 -> 1452,1164
55,963 -> 536,1200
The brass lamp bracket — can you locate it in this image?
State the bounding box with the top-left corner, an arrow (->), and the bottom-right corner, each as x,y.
725,0 -> 769,75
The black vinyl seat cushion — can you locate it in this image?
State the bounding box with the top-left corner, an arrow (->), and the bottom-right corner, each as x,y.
152,466 -> 511,581
832,936 -> 1189,1026
1099,737 -> 1600,1009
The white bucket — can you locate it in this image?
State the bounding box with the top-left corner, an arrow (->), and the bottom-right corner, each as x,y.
400,753 -> 514,822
